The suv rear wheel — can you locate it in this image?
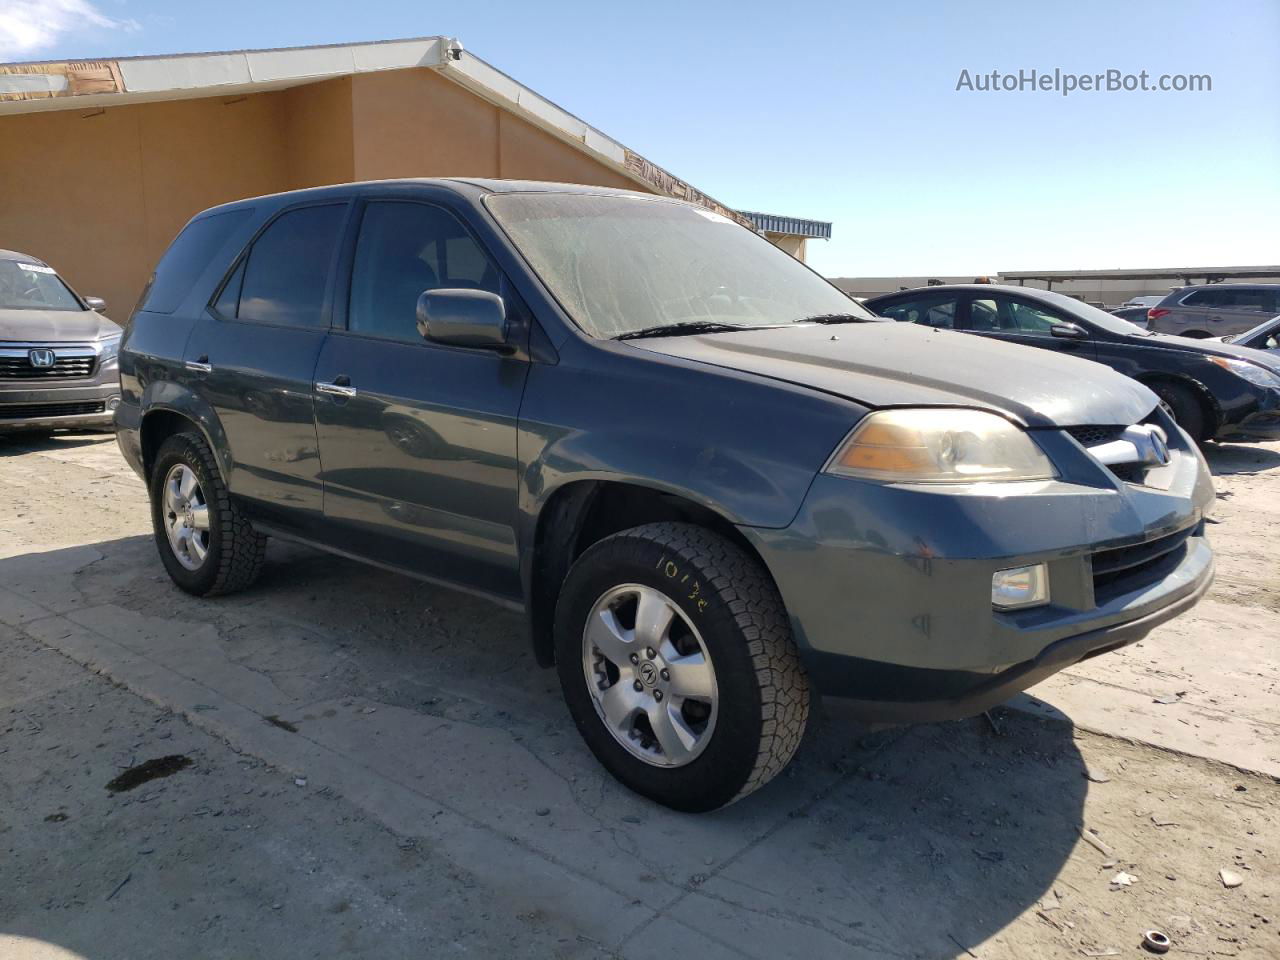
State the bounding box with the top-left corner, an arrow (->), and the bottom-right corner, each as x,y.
149,432 -> 267,596
554,522 -> 810,811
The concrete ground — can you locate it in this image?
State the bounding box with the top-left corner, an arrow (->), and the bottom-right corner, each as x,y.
0,433 -> 1276,960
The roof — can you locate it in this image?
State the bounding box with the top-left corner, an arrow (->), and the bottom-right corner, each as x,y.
1001,266 -> 1280,282
740,211 -> 831,240
191,177 -> 683,219
0,249 -> 44,264
0,37 -> 823,239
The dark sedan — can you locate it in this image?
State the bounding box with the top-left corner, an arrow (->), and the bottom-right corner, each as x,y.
865,284 -> 1280,443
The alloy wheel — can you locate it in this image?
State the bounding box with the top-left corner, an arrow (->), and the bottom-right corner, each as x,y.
581,583 -> 718,767
162,463 -> 211,571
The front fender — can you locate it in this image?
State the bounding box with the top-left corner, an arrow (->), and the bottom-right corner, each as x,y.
516,340 -> 867,539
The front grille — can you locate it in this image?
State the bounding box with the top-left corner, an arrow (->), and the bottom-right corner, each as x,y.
0,354 -> 96,380
1092,523 -> 1199,603
0,400 -> 106,420
1065,424 -> 1125,447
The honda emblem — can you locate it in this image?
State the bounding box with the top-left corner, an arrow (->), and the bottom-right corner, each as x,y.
28,348 -> 56,368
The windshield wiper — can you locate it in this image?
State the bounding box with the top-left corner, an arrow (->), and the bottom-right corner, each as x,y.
793,313 -> 868,325
614,321 -> 752,341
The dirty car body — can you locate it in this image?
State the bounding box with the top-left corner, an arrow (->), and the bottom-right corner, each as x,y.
115,180 -> 1214,808
0,250 -> 122,433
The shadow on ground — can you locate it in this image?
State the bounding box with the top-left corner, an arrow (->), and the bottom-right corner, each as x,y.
1203,440 -> 1280,476
0,532 -> 1096,958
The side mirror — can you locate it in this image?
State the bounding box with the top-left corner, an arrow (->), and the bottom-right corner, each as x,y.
1050,322 -> 1088,341
84,296 -> 107,312
416,289 -> 509,351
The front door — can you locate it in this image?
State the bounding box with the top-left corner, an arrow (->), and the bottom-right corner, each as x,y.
183,201 -> 349,529
312,199 -> 529,601
961,294 -> 1097,360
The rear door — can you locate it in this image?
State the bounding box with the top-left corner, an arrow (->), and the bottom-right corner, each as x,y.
183,200 -> 349,530
1215,287 -> 1278,335
311,198 -> 529,600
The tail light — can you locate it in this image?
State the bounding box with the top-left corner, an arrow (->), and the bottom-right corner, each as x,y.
1147,307 -> 1171,323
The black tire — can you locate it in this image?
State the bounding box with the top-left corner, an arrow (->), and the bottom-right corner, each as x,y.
149,431 -> 267,596
1151,381 -> 1207,443
554,522 -> 809,812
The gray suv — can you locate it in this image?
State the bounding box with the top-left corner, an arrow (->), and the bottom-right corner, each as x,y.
1148,283 -> 1280,338
0,250 -> 122,434
116,180 -> 1214,811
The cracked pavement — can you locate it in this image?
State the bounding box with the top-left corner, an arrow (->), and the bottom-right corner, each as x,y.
1,433 -> 1277,959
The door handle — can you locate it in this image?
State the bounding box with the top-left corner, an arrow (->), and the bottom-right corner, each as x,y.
316,376 -> 356,398
185,355 -> 212,374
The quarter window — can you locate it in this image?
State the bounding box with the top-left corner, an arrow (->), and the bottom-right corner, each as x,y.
233,204 -> 346,327
348,201 -> 501,342
143,209 -> 251,314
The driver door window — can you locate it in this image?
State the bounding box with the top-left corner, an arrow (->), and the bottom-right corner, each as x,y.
1006,300 -> 1063,337
348,201 -> 501,342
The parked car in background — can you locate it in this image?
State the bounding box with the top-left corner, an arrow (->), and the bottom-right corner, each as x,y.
1109,305 -> 1151,328
118,181 -> 1214,811
1123,295 -> 1165,309
1147,284 -> 1280,339
865,284 -> 1280,443
1219,315 -> 1280,354
0,250 -> 121,434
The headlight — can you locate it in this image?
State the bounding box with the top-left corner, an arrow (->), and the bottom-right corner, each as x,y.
1209,355 -> 1280,390
98,335 -> 122,362
825,408 -> 1057,483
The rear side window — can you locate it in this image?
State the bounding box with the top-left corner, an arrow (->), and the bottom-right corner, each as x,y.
876,294 -> 958,329
143,210 -> 251,314
232,204 -> 346,327
1183,287 -> 1275,309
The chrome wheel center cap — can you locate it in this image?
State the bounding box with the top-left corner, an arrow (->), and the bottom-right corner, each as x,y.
638,661 -> 659,687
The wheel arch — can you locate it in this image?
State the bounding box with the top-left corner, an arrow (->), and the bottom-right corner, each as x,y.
139,399 -> 230,484
525,479 -> 777,668
1135,372 -> 1220,440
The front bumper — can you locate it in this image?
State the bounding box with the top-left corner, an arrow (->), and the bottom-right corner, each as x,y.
0,349 -> 120,433
743,420 -> 1216,722
1217,389 -> 1280,441
0,343 -> 120,435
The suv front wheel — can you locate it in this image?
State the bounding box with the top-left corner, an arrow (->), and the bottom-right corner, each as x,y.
554,522 -> 810,811
149,431 -> 267,596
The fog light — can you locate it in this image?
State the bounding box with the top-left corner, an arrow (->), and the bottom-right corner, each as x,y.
107,396 -> 121,411
992,563 -> 1049,609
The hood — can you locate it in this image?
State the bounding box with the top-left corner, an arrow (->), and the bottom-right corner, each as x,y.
0,307 -> 121,343
632,322 -> 1158,428
1146,332 -> 1280,373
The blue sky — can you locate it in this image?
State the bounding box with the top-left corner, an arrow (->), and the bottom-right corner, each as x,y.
5,0 -> 1279,277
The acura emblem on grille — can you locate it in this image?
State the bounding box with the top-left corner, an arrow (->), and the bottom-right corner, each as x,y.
28,348 -> 56,368
1124,424 -> 1171,466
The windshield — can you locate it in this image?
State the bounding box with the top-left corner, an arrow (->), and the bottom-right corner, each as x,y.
0,259 -> 83,311
1032,287 -> 1151,336
487,193 -> 877,338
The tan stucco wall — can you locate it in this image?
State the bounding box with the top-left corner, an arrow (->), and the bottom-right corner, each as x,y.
0,91 -> 290,317
347,69 -> 641,188
280,76 -> 355,189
